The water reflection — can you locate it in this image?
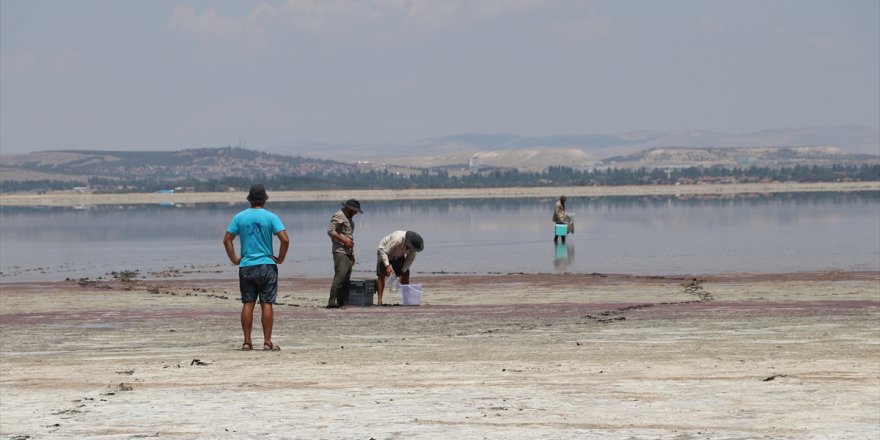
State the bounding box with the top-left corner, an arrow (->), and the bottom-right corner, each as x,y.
1,191 -> 878,281
554,243 -> 575,272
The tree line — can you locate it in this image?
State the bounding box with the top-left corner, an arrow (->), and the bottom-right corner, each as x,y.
2,163 -> 878,194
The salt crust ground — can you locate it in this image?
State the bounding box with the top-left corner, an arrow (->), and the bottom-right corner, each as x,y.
1,271 -> 878,439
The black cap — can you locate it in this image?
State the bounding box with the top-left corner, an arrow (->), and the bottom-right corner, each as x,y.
405,231 -> 424,252
247,184 -> 268,204
342,199 -> 363,213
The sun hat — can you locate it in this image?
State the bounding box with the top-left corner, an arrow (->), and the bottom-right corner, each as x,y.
247,184 -> 268,204
342,199 -> 363,213
405,231 -> 424,252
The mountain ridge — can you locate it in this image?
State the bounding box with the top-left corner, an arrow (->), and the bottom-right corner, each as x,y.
1,126 -> 877,183
281,126 -> 878,170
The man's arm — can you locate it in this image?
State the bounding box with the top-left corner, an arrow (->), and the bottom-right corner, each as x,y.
223,232 -> 240,265
402,251 -> 417,273
328,214 -> 354,249
274,230 -> 290,264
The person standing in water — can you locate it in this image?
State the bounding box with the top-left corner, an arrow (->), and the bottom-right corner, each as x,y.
553,195 -> 568,244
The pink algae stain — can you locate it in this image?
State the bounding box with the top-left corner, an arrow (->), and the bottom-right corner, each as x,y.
0,309 -> 232,326
2,300 -> 877,326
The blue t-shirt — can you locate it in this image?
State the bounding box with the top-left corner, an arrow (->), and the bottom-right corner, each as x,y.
227,208 -> 286,267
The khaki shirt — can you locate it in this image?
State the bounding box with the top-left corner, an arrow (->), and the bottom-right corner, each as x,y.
377,230 -> 417,273
553,200 -> 567,223
327,209 -> 355,255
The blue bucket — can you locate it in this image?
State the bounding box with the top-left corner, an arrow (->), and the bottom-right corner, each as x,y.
555,224 -> 568,236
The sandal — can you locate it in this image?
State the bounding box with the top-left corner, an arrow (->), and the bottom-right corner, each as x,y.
263,342 -> 281,351
241,341 -> 253,351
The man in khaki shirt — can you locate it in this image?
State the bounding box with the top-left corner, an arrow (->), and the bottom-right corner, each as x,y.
376,230 -> 424,305
326,199 -> 362,308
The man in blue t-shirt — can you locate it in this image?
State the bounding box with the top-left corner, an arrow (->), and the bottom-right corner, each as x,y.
223,184 -> 289,351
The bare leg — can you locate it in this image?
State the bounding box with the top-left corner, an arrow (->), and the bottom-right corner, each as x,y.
376,273 -> 386,305
241,301 -> 256,347
260,302 -> 274,346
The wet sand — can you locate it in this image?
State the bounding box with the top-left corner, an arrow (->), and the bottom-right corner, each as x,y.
1,271 -> 878,439
2,181 -> 879,206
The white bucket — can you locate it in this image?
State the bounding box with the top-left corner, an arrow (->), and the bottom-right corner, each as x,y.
401,283 -> 423,306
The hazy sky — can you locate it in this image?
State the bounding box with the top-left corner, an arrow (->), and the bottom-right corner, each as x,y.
1,0 -> 878,153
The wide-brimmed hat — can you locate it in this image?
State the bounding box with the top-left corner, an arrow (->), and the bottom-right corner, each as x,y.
341,199 -> 363,213
405,231 -> 424,252
247,184 -> 268,204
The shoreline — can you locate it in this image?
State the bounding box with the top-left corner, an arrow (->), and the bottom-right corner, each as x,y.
1,181 -> 878,207
3,268 -> 879,287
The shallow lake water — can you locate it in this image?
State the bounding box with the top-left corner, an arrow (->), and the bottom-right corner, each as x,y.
1,192 -> 878,282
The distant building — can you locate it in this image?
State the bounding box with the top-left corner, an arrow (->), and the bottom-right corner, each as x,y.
468,155 -> 482,168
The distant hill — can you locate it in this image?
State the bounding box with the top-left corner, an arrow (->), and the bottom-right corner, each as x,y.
429,133 -> 638,149
622,126 -> 879,153
604,146 -> 877,168
285,126 -> 878,170
0,147 -> 355,181
1,127 -> 878,187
